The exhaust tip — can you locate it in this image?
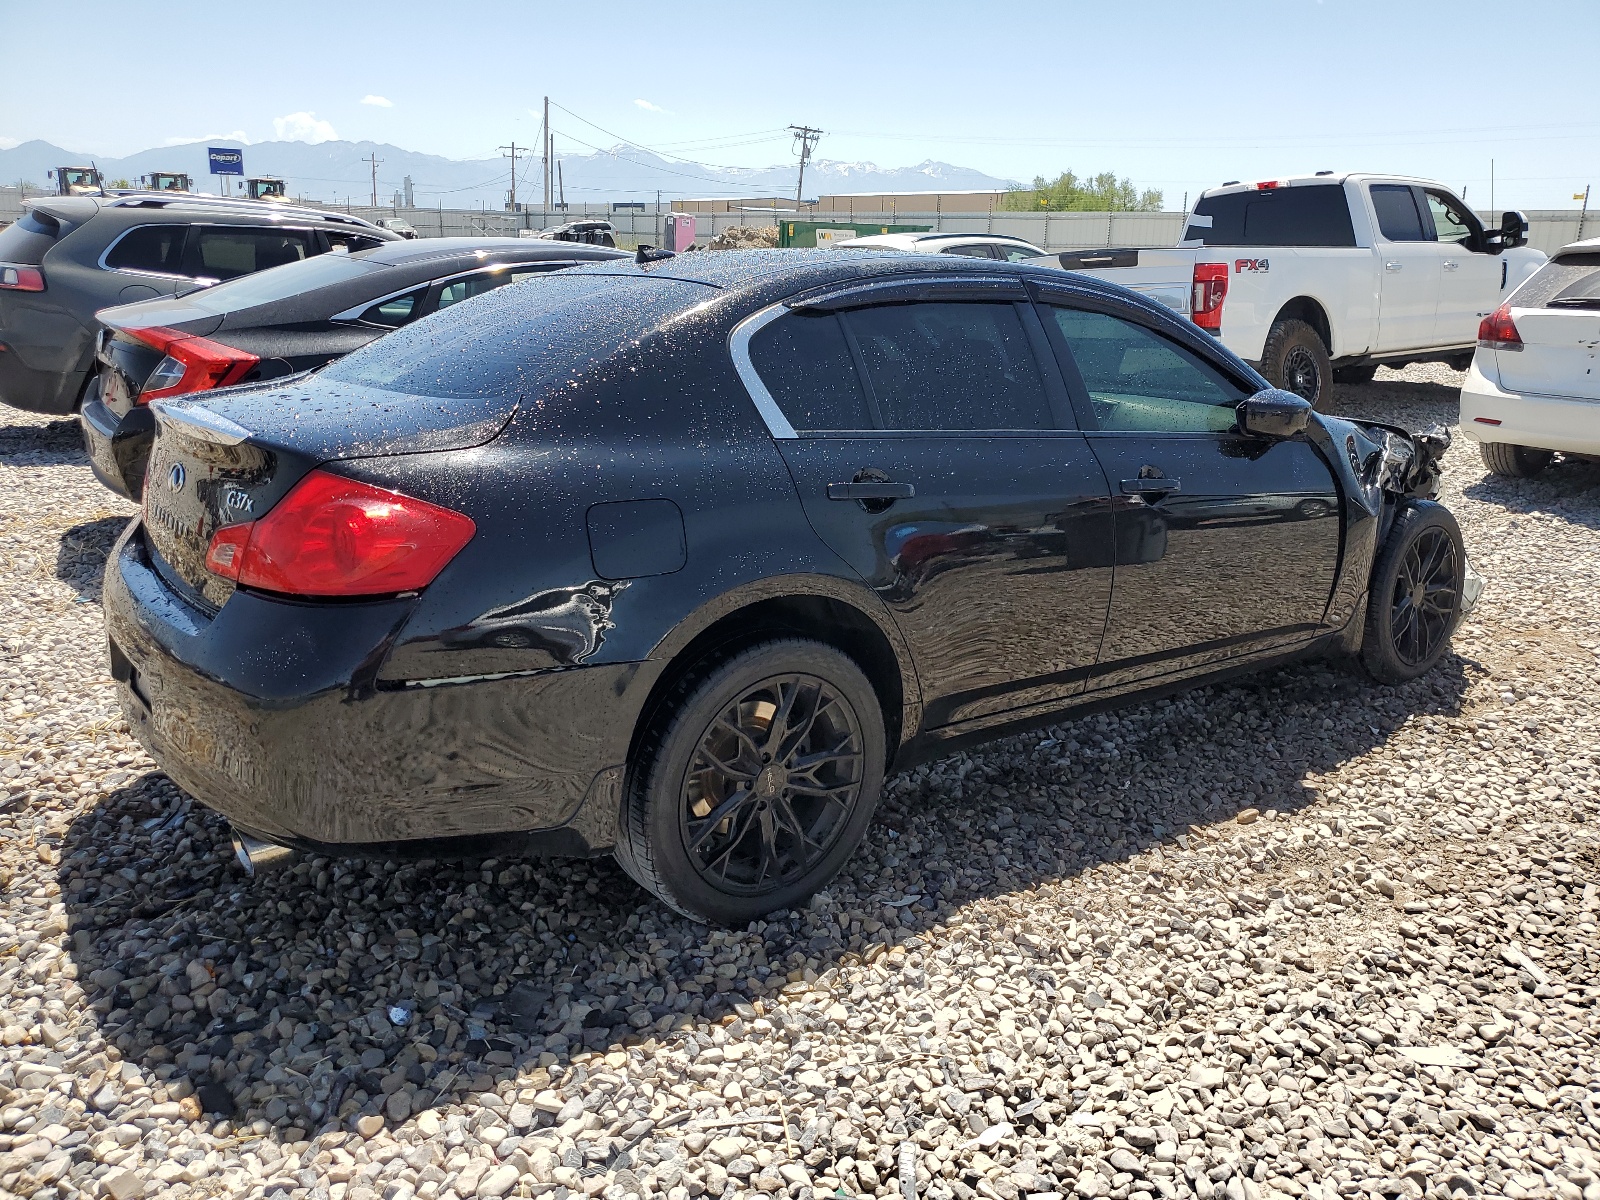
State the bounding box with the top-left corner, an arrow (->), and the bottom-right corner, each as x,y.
231,830 -> 296,877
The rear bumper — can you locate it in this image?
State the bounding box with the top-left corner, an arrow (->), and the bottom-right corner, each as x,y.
1459,358 -> 1600,455
103,521 -> 633,855
79,383 -> 153,500
0,341 -> 86,414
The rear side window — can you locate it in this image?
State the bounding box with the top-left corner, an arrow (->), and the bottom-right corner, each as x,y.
748,311 -> 872,431
436,272 -> 515,310
184,228 -> 314,280
104,225 -> 187,275
321,273 -> 713,400
940,244 -> 999,259
1183,184 -> 1355,247
1510,252 -> 1600,309
358,289 -> 424,328
840,301 -> 1052,431
1370,185 -> 1429,242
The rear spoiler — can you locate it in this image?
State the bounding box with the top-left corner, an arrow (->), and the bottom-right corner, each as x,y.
149,400 -> 251,446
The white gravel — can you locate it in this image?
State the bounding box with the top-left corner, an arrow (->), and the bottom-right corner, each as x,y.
1,368 -> 1598,1200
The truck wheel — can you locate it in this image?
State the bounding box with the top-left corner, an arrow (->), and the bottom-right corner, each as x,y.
1332,365 -> 1378,386
1479,441 -> 1553,478
614,639 -> 886,926
1260,319 -> 1332,411
1360,501 -> 1465,685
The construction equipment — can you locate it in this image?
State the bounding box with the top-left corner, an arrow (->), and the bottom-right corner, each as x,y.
141,171 -> 192,192
47,166 -> 103,195
243,177 -> 288,201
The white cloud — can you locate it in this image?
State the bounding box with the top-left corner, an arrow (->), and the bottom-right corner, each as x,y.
633,99 -> 667,113
361,95 -> 393,108
0,136 -> 19,150
162,130 -> 250,147
272,111 -> 338,144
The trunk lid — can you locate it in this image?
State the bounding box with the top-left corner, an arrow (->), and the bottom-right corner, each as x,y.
1497,250 -> 1600,401
141,380 -> 515,607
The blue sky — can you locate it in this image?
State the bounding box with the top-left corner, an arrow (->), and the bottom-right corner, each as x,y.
2,0 -> 1596,209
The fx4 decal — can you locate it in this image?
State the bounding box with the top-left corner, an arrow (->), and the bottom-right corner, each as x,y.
1234,258 -> 1270,273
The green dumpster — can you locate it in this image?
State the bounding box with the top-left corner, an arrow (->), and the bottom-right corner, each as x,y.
778,221 -> 933,248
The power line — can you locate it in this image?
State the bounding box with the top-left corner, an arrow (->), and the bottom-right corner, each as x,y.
498,142 -> 522,210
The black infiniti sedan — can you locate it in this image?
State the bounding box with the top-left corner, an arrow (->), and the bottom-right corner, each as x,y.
103,250 -> 1479,924
80,236 -> 625,498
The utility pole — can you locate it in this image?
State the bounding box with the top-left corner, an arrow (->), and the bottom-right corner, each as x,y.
367,153 -> 383,208
789,125 -> 822,209
499,142 -> 521,211
542,96 -> 551,216
1577,185 -> 1591,242
557,160 -> 565,210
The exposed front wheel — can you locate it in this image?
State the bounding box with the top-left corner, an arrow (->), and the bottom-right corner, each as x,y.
615,639 -> 886,925
1260,319 -> 1333,411
1479,441 -> 1553,478
1360,501 -> 1466,685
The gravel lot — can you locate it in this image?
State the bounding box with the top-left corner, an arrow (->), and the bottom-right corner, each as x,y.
1,366 -> 1598,1200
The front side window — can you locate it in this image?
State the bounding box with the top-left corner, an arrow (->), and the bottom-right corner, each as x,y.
184,228 -> 314,280
747,310 -> 872,431
840,301 -> 1052,431
104,225 -> 187,275
1046,306 -> 1245,433
1423,189 -> 1476,247
1370,185 -> 1429,243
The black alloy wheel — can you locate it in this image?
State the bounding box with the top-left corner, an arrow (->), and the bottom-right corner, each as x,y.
1282,345 -> 1323,403
1360,501 -> 1465,684
614,639 -> 886,924
680,674 -> 863,894
1260,318 -> 1333,412
1388,527 -> 1458,667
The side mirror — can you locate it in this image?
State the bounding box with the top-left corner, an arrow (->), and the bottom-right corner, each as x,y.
1498,210 -> 1529,250
1238,388 -> 1312,439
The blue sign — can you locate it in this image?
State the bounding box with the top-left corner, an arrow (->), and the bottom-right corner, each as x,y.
208,147 -> 244,176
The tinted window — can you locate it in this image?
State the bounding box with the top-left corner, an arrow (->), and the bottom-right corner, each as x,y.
1182,185 -> 1356,247
999,245 -> 1044,262
437,272 -> 515,310
748,311 -> 872,431
104,225 -> 187,274
1370,185 -> 1428,242
185,228 -> 314,280
840,301 -> 1052,431
1510,252 -> 1600,309
320,273 -> 712,400
359,289 -> 424,328
1423,189 -> 1475,246
940,244 -> 999,259
1047,306 -> 1245,433
177,252 -> 385,314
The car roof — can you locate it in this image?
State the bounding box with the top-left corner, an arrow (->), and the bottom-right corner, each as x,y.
26,192 -> 390,233
842,232 -> 1039,248
1555,236 -> 1600,257
354,237 -> 626,266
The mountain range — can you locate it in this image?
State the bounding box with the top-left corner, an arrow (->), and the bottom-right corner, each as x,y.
0,139 -> 1019,207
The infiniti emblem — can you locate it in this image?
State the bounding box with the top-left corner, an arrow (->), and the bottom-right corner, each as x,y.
168,463 -> 186,491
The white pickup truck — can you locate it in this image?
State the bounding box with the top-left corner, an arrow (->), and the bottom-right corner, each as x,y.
1035,173 -> 1547,409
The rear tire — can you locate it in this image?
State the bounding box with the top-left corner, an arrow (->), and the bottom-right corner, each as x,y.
1260,319 -> 1332,411
1333,364 -> 1378,386
614,639 -> 886,925
1360,501 -> 1465,685
1479,441 -> 1553,478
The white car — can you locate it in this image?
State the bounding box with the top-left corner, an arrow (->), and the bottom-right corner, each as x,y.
832,231 -> 1046,262
1460,236 -> 1600,476
1047,173 -> 1547,410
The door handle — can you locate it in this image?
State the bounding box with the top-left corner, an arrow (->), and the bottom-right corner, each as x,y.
1443,260 -> 1460,271
827,481 -> 916,501
1385,261 -> 1403,272
1120,477 -> 1181,497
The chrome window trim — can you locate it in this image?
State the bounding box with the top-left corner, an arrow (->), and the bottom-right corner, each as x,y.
97,223 -> 193,281
783,272 -> 1025,311
728,304 -> 798,440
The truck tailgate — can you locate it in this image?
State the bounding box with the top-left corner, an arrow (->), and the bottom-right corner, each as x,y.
1029,247 -> 1197,315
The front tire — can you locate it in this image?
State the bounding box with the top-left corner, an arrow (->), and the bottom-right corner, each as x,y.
1479,441 -> 1553,478
1260,318 -> 1332,411
1360,501 -> 1465,684
615,639 -> 886,925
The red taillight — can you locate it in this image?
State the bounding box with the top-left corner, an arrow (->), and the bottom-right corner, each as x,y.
1255,180 -> 1281,191
205,469 -> 476,598
1477,304 -> 1522,351
1191,262 -> 1229,331
121,325 -> 260,402
0,263 -> 45,292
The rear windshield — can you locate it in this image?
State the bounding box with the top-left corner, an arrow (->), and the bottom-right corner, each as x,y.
1510,252 -> 1600,309
1183,184 -> 1356,247
319,272 -> 713,399
177,252 -> 387,314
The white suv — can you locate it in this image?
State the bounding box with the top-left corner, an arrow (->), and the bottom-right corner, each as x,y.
1460,237 -> 1600,476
